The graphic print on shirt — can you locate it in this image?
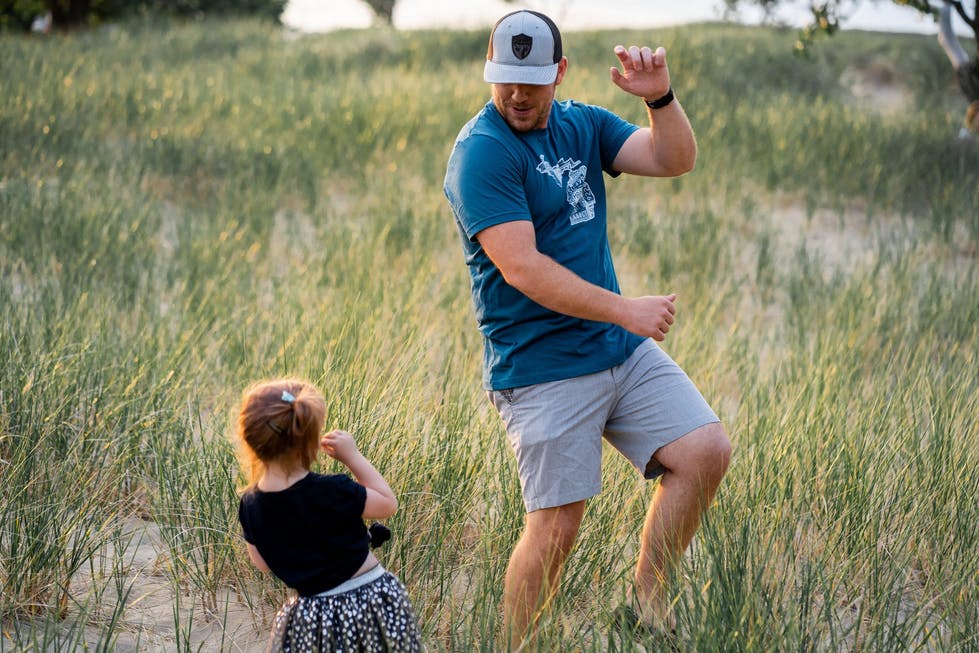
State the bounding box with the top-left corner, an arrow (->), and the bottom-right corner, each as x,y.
536,155 -> 596,225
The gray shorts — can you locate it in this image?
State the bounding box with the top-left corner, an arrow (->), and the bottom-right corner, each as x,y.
488,339 -> 720,513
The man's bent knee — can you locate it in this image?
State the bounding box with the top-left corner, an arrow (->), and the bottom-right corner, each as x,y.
524,501 -> 585,556
655,422 -> 732,484
698,422 -> 732,477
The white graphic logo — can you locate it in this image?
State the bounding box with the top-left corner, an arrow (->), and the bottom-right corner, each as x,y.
536,155 -> 596,225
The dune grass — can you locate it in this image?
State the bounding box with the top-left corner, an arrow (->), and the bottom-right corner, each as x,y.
1,16 -> 977,651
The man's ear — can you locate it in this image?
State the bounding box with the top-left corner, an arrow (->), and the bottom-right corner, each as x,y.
555,57 -> 569,86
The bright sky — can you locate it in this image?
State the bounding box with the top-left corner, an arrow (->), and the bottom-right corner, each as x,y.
281,0 -> 962,34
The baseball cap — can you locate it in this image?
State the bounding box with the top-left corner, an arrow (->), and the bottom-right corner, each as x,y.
484,10 -> 563,86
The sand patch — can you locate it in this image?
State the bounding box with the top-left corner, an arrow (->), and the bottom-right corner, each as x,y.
840,60 -> 912,115
2,517 -> 270,651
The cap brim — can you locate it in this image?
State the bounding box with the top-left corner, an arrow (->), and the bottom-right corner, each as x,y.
484,60 -> 558,85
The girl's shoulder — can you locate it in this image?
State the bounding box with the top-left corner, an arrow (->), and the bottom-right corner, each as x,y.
303,471 -> 365,495
305,470 -> 352,483
241,472 -> 366,521
302,472 -> 368,515
241,472 -> 358,499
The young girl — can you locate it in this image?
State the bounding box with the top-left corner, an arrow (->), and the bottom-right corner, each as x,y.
235,378 -> 422,652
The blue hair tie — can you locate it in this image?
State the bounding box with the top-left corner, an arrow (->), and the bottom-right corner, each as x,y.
281,390 -> 296,404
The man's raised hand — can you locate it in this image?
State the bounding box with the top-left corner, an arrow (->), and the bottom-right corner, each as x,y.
609,45 -> 671,102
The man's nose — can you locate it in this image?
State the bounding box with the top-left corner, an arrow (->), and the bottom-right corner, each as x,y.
511,85 -> 530,102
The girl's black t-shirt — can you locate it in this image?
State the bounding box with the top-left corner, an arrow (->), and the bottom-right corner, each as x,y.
238,472 -> 369,596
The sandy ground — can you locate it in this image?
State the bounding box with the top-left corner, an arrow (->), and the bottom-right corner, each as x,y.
840,61 -> 912,115
52,517 -> 269,652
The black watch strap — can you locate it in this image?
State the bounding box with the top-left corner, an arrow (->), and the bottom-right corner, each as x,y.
644,87 -> 675,110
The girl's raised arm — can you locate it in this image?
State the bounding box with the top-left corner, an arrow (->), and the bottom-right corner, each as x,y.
321,430 -> 397,519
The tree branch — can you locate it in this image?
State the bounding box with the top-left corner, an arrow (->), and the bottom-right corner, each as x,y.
944,0 -> 976,29
938,4 -> 970,67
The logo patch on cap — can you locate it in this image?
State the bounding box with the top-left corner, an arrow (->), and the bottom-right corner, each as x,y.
511,33 -> 532,60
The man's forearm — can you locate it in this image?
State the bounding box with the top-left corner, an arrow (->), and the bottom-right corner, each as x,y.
645,98 -> 697,176
477,219 -> 675,340
502,250 -> 675,341
504,249 -> 627,323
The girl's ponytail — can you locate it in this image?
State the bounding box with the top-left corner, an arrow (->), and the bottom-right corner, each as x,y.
290,384 -> 325,470
236,379 -> 326,485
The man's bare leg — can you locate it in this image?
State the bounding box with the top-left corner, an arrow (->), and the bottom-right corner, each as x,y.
634,422 -> 731,627
504,500 -> 586,650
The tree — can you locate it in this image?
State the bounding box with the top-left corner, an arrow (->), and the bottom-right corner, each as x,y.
725,0 -> 979,134
360,0 -> 395,24
1,0 -> 287,30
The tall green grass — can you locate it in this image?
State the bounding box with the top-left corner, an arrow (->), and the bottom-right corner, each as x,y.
1,16 -> 977,651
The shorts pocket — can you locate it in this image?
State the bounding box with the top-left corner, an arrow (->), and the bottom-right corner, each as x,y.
488,387 -> 516,408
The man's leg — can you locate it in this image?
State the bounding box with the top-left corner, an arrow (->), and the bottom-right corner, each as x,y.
634,422 -> 731,627
504,500 -> 586,650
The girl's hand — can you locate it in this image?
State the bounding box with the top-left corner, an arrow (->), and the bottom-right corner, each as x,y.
320,429 -> 358,463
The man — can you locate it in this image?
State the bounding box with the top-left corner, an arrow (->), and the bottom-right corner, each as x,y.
443,10 -> 731,647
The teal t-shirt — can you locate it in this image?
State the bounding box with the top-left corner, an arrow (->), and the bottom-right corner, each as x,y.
444,99 -> 644,390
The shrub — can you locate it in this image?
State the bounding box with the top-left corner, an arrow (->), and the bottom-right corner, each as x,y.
0,0 -> 287,30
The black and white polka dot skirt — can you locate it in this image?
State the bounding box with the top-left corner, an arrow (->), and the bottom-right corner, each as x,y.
267,566 -> 422,652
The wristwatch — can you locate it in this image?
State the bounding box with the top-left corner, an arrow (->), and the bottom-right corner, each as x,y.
644,87 -> 675,110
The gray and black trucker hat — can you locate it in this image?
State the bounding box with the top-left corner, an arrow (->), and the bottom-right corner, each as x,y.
484,10 -> 563,85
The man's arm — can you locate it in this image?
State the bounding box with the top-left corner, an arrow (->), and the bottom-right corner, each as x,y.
609,45 -> 697,177
476,220 -> 676,341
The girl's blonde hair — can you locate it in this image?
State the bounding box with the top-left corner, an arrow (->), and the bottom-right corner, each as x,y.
235,379 -> 325,487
